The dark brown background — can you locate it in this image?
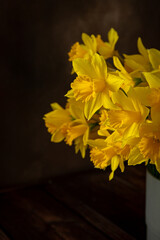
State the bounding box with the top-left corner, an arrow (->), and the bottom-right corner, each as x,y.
1,0 -> 160,188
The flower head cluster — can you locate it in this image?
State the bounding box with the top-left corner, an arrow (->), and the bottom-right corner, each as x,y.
44,28 -> 160,180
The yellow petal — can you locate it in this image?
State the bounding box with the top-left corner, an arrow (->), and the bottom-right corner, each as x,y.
124,54 -> 147,71
91,53 -> 108,79
112,90 -> 134,111
84,93 -> 103,120
109,172 -> 114,181
113,56 -> 126,73
51,130 -> 64,142
111,155 -> 119,172
119,158 -> 125,172
101,91 -> 118,110
83,127 -> 89,146
82,33 -> 97,53
131,87 -> 150,106
151,106 -> 160,126
73,58 -> 97,79
148,48 -> 160,70
68,98 -> 85,120
137,37 -> 148,60
44,109 -> 71,128
50,102 -> 63,110
123,122 -> 140,139
87,139 -> 107,148
98,45 -> 113,59
66,124 -> 88,146
65,89 -> 74,98
73,53 -> 107,80
106,73 -> 124,92
108,28 -> 119,48
143,72 -> 160,88
128,147 -> 147,165
75,137 -> 87,158
109,155 -> 119,180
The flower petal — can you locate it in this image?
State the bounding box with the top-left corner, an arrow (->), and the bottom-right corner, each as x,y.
137,37 -> 148,59
82,33 -> 97,53
128,147 -> 147,165
73,58 -> 97,78
148,48 -> 160,70
84,93 -> 103,120
143,72 -> 160,88
51,130 -> 64,142
106,73 -> 124,92
108,28 -> 119,48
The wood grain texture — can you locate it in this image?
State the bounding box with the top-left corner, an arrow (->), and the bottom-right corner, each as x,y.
46,165 -> 146,240
0,165 -> 146,240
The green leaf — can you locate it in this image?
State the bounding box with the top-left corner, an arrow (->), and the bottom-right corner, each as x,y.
133,78 -> 143,87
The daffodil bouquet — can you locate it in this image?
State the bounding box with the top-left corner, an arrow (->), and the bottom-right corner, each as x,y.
44,28 -> 160,180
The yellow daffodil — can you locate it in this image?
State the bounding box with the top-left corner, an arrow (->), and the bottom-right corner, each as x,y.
44,103 -> 72,142
98,109 -> 112,137
128,141 -> 148,166
108,88 -> 149,140
44,28 -> 160,178
66,53 -> 124,120
128,121 -> 160,173
113,56 -> 135,91
143,71 -> 160,88
148,48 -> 160,70
68,33 -> 97,61
65,98 -> 89,158
89,132 -> 130,180
138,123 -> 160,172
124,38 -> 151,75
143,71 -> 160,124
128,123 -> 160,172
131,83 -> 160,125
68,42 -> 87,61
97,28 -> 119,59
44,99 -> 89,158
68,28 -> 119,62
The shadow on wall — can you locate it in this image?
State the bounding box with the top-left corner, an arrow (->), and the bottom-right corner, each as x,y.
1,0 -> 160,187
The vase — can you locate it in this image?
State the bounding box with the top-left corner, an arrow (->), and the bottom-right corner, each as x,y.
146,165 -> 160,240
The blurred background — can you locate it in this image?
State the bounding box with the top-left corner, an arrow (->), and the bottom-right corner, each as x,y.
1,0 -> 160,188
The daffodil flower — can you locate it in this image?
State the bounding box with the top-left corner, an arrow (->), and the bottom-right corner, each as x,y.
128,122 -> 160,173
113,56 -> 135,91
44,103 -> 72,142
143,71 -> 160,124
138,122 -> 160,172
66,53 -> 124,120
97,28 -> 119,59
108,88 -> 149,140
148,48 -> 160,70
88,132 -> 130,180
68,28 -> 119,62
44,28 -> 160,179
124,38 -> 151,75
65,98 -> 89,158
98,109 -> 112,137
68,33 -> 97,61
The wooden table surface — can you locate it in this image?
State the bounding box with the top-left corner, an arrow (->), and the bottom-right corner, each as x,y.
0,165 -> 146,240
